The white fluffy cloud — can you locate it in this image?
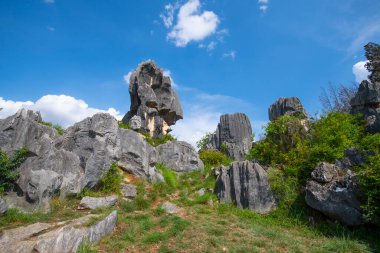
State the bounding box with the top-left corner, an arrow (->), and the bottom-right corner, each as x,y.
165,0 -> 220,47
0,95 -> 122,128
258,0 -> 269,13
223,50 -> 236,60
353,61 -> 369,83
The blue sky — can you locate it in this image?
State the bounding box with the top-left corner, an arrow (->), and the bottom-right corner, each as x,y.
1,0 -> 380,147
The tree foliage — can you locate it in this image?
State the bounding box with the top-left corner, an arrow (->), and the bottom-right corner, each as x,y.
365,42 -> 380,83
0,147 -> 29,193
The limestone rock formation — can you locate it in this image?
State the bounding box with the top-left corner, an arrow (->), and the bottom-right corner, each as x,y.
215,161 -> 276,214
350,80 -> 380,133
77,195 -> 118,210
122,60 -> 183,138
305,162 -> 363,226
206,113 -> 253,161
0,109 -> 84,211
157,140 -> 204,172
0,211 -> 117,253
0,109 -> 162,211
268,97 -> 307,121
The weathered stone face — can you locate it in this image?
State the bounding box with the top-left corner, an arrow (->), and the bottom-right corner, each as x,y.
350,80 -> 380,133
122,60 -> 183,138
268,97 -> 307,121
0,109 -> 163,211
157,140 -> 204,172
215,161 -> 276,214
305,162 -> 363,226
206,113 -> 253,161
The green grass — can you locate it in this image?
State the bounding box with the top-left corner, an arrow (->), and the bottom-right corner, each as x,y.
39,121 -> 65,135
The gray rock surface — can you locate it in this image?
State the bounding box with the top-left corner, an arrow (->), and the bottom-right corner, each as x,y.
0,211 -> 117,253
268,97 -> 307,121
121,184 -> 137,199
311,162 -> 337,183
157,140 -> 204,172
305,162 -> 363,226
215,161 -> 276,213
162,201 -> 180,214
122,60 -> 183,138
0,109 -> 84,211
350,80 -> 380,133
78,195 -> 118,210
206,113 -> 253,161
129,115 -> 142,130
0,109 -> 163,211
0,198 -> 8,215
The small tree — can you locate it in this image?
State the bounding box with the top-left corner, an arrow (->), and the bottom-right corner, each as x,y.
364,42 -> 380,83
319,82 -> 357,114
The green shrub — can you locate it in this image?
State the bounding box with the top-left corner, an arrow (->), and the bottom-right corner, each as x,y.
196,132 -> 214,150
247,112 -> 365,211
199,150 -> 232,168
39,121 -> 65,135
156,163 -> 177,189
118,121 -> 130,129
144,134 -> 175,147
0,147 -> 28,193
358,134 -> 380,224
220,143 -> 228,153
98,163 -> 122,194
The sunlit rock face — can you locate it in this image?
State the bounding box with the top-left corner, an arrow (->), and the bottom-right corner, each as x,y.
350,80 -> 380,133
122,60 -> 183,138
268,97 -> 307,121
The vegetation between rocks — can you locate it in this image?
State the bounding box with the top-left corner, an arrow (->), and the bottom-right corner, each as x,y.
0,147 -> 28,194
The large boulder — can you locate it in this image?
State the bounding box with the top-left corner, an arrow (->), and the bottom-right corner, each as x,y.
215,161 -> 276,214
157,140 -> 204,172
350,80 -> 380,133
268,97 -> 307,121
0,211 -> 117,253
206,113 -> 253,161
122,60 -> 183,138
0,110 -> 163,211
0,109 -> 84,211
305,162 -> 363,226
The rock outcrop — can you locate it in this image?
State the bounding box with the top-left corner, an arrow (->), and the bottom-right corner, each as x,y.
268,97 -> 307,121
206,113 -> 252,161
157,140 -> 204,172
122,60 -> 183,138
215,161 -> 276,214
305,162 -> 363,226
0,108 -> 203,211
350,80 -> 380,133
77,195 -> 118,210
0,211 -> 117,253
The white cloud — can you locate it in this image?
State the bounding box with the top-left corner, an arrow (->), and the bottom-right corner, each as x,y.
259,5 -> 268,12
123,70 -> 134,85
160,3 -> 177,28
348,19 -> 380,53
199,41 -> 217,52
258,0 -> 269,3
353,61 -> 369,83
44,0 -> 55,4
223,50 -> 236,60
0,95 -> 122,128
167,0 -> 219,47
